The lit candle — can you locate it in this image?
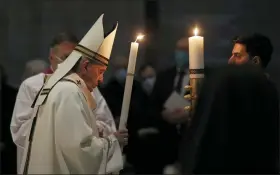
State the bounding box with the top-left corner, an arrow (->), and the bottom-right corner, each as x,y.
119,34 -> 144,130
188,27 -> 204,78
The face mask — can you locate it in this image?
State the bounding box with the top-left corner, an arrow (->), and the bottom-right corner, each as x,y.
57,63 -> 61,69
54,55 -> 64,63
142,77 -> 156,94
175,50 -> 189,68
115,69 -> 127,83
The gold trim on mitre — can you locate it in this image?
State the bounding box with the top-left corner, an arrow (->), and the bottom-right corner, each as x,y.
78,14 -> 118,67
74,44 -> 109,66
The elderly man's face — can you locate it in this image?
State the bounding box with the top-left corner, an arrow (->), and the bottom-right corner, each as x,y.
79,57 -> 107,91
50,41 -> 76,70
228,43 -> 250,65
87,64 -> 107,89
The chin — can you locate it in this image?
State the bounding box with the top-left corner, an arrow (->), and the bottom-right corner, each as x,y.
85,84 -> 94,92
88,88 -> 93,92
90,85 -> 98,92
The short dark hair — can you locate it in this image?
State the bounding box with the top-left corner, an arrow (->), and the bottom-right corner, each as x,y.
233,33 -> 273,68
71,56 -> 104,73
50,32 -> 79,48
139,63 -> 154,74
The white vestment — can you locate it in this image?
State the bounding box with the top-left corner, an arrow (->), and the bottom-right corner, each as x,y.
10,73 -> 120,173
20,73 -> 122,174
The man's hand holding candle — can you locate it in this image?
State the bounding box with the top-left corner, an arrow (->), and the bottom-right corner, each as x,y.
114,129 -> 129,146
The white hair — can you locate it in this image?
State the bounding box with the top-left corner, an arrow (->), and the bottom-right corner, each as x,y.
22,59 -> 48,80
72,56 -> 103,73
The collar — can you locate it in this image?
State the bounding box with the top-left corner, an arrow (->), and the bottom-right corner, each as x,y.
64,73 -> 96,110
43,67 -> 54,74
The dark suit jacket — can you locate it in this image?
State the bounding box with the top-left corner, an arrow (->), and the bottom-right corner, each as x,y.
148,66 -> 213,166
148,67 -> 181,165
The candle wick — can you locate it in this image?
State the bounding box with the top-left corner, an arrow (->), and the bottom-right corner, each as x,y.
135,39 -> 138,43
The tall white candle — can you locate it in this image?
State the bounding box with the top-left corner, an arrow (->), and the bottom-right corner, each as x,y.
188,28 -> 204,78
119,35 -> 144,130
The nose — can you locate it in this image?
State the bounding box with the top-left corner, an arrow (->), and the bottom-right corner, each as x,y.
98,76 -> 104,84
228,56 -> 234,64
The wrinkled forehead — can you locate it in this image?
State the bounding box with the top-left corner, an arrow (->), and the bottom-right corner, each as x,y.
232,43 -> 247,54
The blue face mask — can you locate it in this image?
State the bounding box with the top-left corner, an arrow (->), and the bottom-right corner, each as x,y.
175,50 -> 189,68
142,76 -> 156,94
115,69 -> 127,83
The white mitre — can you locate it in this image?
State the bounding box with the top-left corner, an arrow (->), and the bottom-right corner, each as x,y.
32,14 -> 118,107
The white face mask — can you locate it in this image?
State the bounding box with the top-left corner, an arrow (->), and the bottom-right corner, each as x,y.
54,55 -> 64,63
142,77 -> 156,94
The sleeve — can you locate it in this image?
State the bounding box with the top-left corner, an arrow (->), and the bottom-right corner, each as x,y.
55,90 -> 123,174
92,88 -> 117,133
10,82 -> 38,148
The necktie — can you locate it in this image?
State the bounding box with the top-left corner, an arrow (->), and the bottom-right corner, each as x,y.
175,71 -> 185,93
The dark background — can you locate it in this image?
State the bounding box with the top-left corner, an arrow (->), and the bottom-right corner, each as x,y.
1,0 -> 279,88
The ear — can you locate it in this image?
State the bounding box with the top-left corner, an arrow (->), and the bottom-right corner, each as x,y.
49,48 -> 55,61
81,59 -> 90,71
252,56 -> 261,65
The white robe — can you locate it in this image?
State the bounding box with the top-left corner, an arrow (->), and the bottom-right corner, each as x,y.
10,73 -> 119,173
20,74 -> 122,174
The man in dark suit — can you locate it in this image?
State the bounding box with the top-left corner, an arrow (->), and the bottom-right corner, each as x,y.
229,33 -> 279,109
147,37 -> 191,173
229,33 -> 273,69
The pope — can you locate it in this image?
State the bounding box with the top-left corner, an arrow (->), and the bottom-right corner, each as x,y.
20,14 -> 125,174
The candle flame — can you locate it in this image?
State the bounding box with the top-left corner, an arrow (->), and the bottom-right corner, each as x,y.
135,34 -> 145,42
194,28 -> 199,36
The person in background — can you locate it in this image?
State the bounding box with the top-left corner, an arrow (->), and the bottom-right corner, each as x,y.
229,33 -> 279,113
1,65 -> 18,174
10,32 -> 77,173
229,33 -> 273,69
180,64 -> 279,174
21,59 -> 48,81
138,63 -> 156,95
99,56 -> 147,125
145,37 -> 190,174
10,32 -> 119,173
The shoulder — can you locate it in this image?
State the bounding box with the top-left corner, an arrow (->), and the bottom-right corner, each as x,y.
51,80 -> 82,98
267,78 -> 279,99
21,73 -> 45,90
17,73 -> 45,96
